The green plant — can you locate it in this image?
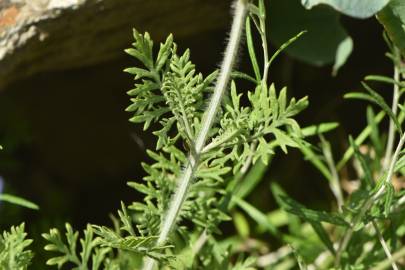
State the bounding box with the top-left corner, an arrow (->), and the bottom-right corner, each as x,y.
40,0 -> 315,268
1,0 -> 404,269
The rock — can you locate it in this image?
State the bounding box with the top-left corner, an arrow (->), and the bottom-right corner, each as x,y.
0,0 -> 231,89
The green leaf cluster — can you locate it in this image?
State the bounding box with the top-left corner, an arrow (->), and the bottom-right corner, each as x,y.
42,223 -> 113,269
0,223 -> 33,270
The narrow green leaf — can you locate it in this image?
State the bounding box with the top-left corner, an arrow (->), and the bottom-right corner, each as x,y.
0,193 -> 39,210
232,159 -> 269,204
271,183 -> 349,226
258,0 -> 265,18
245,17 -> 261,81
384,182 -> 394,217
272,128 -> 297,153
155,34 -> 173,71
301,122 -> 339,137
349,136 -> 373,187
332,36 -> 353,76
233,196 -> 279,237
367,106 -> 384,158
268,31 -> 307,70
278,87 -> 287,114
365,74 -> 405,88
345,87 -> 401,135
233,212 -> 250,238
394,154 -> 405,172
269,0 -> 352,69
309,221 -> 336,255
362,82 -> 402,135
231,71 -> 257,84
337,110 -> 385,170
297,140 -> 332,181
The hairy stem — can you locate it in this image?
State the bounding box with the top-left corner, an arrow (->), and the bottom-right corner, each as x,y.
142,1 -> 248,269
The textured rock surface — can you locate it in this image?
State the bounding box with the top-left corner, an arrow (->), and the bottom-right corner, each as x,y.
0,0 -> 230,89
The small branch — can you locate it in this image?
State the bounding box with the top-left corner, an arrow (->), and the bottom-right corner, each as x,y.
372,220 -> 399,270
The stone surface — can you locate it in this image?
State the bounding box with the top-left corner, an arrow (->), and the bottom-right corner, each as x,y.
0,0 -> 231,89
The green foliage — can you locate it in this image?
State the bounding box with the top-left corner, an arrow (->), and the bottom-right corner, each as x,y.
2,0 -> 405,269
93,203 -> 173,263
0,223 -> 33,270
209,82 -> 308,168
42,223 -> 113,269
99,0 -> 309,268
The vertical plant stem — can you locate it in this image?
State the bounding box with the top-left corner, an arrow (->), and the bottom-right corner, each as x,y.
142,1 -> 248,269
383,61 -> 400,170
194,0 -> 248,154
190,0 -> 271,254
190,1 -> 271,249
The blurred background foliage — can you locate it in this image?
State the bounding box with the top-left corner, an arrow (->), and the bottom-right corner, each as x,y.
0,0 -> 399,267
